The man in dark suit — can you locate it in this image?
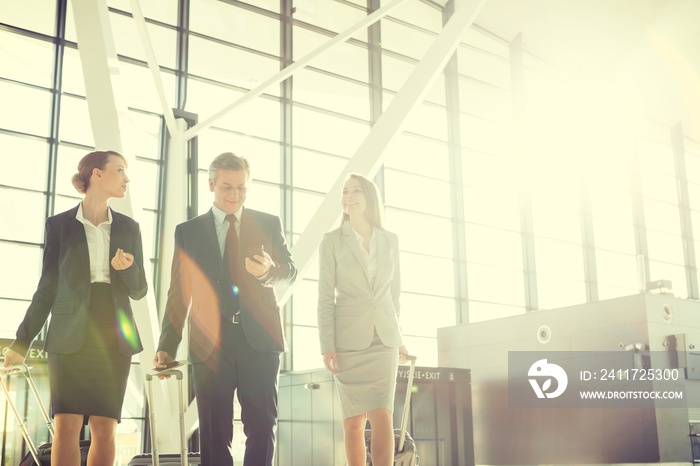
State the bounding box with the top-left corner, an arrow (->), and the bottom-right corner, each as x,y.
154,152 -> 296,466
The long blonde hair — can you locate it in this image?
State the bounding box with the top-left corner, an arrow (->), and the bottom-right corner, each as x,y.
340,173 -> 383,228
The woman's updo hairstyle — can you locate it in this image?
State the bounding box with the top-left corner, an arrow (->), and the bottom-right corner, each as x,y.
71,150 -> 124,194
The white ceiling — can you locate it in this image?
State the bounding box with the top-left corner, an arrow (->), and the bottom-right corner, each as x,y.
473,0 -> 700,139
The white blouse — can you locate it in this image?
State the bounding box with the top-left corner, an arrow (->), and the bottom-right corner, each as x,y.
76,203 -> 112,284
351,225 -> 377,286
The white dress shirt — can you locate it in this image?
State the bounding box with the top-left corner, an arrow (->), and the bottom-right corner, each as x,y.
75,203 -> 112,284
351,225 -> 377,286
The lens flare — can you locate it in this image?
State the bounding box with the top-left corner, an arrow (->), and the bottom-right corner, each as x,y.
231,285 -> 239,296
117,308 -> 140,350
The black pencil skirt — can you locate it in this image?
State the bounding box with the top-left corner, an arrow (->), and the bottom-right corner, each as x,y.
48,283 -> 131,424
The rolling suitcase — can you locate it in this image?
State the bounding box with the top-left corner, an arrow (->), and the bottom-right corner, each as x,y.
128,361 -> 200,466
18,440 -> 91,466
1,363 -> 89,466
365,355 -> 420,466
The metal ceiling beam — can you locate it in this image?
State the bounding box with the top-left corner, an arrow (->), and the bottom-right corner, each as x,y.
70,0 -> 180,453
182,0 -> 412,141
129,0 -> 179,136
278,0 -> 488,306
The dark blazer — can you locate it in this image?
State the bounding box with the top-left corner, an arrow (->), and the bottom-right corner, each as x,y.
157,207 -> 297,361
10,204 -> 148,357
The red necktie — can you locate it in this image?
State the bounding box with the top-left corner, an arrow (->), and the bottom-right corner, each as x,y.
223,214 -> 240,319
225,214 -> 239,281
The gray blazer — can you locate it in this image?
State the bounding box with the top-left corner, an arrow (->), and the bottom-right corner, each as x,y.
317,222 -> 403,354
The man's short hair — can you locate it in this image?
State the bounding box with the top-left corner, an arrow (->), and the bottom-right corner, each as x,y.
208,152 -> 250,181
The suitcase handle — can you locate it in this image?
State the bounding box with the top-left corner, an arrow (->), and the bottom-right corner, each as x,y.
1,363 -> 55,466
144,361 -> 190,466
398,355 -> 416,453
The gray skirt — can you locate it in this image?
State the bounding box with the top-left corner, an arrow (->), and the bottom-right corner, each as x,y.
335,331 -> 398,419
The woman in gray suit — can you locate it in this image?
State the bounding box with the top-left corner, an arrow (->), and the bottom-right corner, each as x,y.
2,150 -> 147,466
318,173 -> 408,466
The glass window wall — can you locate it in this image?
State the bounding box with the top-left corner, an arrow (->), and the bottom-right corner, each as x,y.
2,1 -> 700,461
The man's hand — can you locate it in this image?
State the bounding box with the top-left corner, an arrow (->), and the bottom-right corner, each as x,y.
153,351 -> 175,379
245,250 -> 273,278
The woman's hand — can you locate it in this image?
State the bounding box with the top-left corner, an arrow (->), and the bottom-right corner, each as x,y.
2,348 -> 25,372
399,346 -> 409,365
111,248 -> 134,271
323,351 -> 339,376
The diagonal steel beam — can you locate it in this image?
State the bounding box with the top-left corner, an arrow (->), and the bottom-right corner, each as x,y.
278,0 -> 488,306
128,0 -> 179,136
71,0 -> 180,453
182,0 -> 412,141
182,0 -> 487,436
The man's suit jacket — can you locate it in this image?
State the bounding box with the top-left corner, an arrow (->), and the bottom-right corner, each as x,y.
10,205 -> 148,357
157,207 -> 297,361
317,222 -> 403,354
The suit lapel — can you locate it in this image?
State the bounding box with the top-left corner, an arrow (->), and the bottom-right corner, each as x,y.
373,229 -> 390,291
341,222 -> 371,288
109,208 -> 122,259
239,207 -> 262,274
200,210 -> 225,279
202,210 -> 220,255
109,210 -> 125,282
239,207 -> 252,253
66,206 -> 91,280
